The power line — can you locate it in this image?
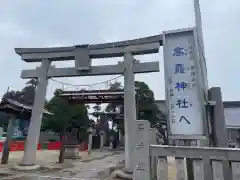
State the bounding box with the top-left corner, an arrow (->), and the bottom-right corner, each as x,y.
49,60 -> 136,88
50,74 -> 122,88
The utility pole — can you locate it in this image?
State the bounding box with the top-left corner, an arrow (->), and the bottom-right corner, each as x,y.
194,0 -> 205,55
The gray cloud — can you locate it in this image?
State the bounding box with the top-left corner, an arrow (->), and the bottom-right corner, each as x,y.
0,0 -> 239,101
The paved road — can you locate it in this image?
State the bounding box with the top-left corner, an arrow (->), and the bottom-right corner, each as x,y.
2,152 -> 124,180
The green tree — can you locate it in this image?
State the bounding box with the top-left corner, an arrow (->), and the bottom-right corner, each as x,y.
0,79 -> 38,130
42,89 -> 89,163
105,81 -> 122,113
3,79 -> 37,106
135,81 -> 167,141
105,81 -> 166,134
135,81 -> 161,125
0,112 -> 8,131
92,104 -> 101,123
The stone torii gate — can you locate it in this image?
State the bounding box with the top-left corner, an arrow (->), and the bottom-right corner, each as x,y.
14,38 -> 160,170
59,89 -> 126,152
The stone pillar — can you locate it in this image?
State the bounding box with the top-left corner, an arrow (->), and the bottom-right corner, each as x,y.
236,130 -> 240,148
149,128 -> 157,145
20,59 -> 50,166
110,134 -> 113,149
99,130 -> 104,151
0,127 -> 3,137
64,145 -> 80,159
208,87 -> 231,180
87,127 -> 93,154
64,129 -> 80,159
208,87 -> 228,147
134,120 -> 151,180
119,130 -> 123,146
1,115 -> 15,164
123,52 -> 137,172
103,131 -> 107,146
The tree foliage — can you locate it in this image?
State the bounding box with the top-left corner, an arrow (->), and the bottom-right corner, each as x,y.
135,81 -> 162,126
0,79 -> 38,129
0,79 -> 90,138
0,78 -> 166,143
104,81 -> 166,133
92,104 -> 101,123
42,90 -> 90,141
105,81 -> 122,113
3,79 -> 37,106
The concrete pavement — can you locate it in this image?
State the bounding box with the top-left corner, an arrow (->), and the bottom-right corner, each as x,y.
0,150 -> 177,180
0,149 -> 124,180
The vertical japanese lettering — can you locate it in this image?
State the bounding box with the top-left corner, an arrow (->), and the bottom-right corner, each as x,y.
191,71 -> 196,76
176,99 -> 188,108
172,119 -> 176,123
137,124 -> 144,132
169,43 -> 198,129
136,141 -> 145,151
174,64 -> 185,74
175,82 -> 188,91
135,162 -> 147,171
172,47 -> 188,56
192,83 -> 197,88
168,78 -> 172,84
172,113 -> 176,124
179,116 -> 190,124
169,89 -> 174,96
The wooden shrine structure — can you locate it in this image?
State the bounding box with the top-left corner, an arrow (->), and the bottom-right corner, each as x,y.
59,89 -> 125,104
0,98 -> 52,164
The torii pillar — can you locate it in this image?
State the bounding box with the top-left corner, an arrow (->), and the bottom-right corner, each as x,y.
124,52 -> 137,172
21,59 -> 50,168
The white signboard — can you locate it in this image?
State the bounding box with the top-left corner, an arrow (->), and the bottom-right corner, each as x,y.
163,28 -> 204,136
224,108 -> 240,128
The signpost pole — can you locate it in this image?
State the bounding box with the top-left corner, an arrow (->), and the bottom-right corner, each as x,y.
194,0 -> 205,56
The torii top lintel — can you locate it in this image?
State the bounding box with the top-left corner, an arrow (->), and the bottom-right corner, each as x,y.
14,34 -> 163,62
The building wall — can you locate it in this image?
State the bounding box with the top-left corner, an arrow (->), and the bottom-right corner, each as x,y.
224,108 -> 240,129
223,101 -> 240,147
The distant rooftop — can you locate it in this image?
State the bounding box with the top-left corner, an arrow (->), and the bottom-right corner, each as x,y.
223,101 -> 240,108
155,100 -> 240,109
0,98 -> 53,115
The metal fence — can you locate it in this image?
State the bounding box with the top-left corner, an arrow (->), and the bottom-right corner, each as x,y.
149,145 -> 240,180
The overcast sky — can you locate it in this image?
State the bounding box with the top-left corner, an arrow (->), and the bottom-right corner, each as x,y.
0,0 -> 239,101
